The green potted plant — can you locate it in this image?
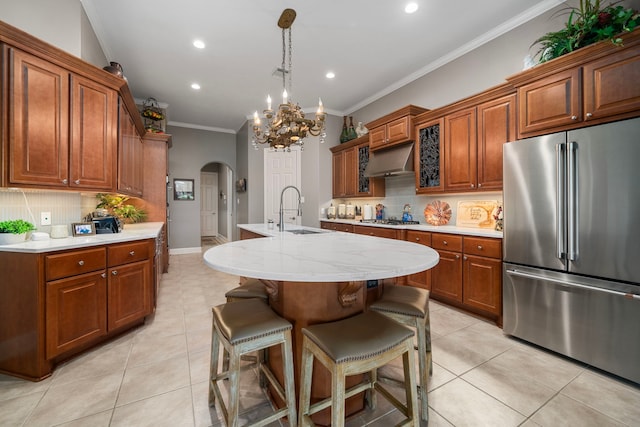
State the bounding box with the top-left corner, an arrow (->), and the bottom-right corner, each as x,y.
0,219 -> 36,245
96,193 -> 147,224
532,0 -> 639,63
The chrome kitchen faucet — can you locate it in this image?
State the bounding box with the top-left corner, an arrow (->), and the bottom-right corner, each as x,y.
279,185 -> 302,231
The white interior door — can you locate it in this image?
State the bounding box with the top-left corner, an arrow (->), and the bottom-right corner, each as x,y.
264,147 -> 301,227
201,172 -> 218,236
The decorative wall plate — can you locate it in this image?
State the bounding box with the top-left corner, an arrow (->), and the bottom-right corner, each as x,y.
424,200 -> 452,226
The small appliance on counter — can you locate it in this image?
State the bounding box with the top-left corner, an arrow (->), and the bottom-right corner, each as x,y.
85,210 -> 123,234
363,204 -> 374,221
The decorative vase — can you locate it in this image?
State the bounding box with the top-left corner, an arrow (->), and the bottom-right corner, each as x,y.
0,233 -> 27,245
340,116 -> 349,143
103,61 -> 123,77
347,116 -> 358,140
355,122 -> 368,137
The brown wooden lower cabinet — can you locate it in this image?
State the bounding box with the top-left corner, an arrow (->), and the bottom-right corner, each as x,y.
403,231 -> 503,325
0,238 -> 155,381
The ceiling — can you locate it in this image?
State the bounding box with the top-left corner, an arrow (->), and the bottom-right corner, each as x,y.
81,0 -> 563,134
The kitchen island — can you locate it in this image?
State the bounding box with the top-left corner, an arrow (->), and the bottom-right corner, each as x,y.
203,223 -> 439,425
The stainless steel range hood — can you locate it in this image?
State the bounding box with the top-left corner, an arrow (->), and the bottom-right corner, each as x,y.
364,143 -> 414,177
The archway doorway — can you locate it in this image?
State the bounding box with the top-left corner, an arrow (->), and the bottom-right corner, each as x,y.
200,162 -> 234,248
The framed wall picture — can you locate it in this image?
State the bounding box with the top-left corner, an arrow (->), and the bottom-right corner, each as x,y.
174,178 -> 195,200
236,178 -> 247,192
71,222 -> 96,236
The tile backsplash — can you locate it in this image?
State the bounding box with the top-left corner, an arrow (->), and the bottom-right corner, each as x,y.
0,189 -> 99,234
330,174 -> 502,226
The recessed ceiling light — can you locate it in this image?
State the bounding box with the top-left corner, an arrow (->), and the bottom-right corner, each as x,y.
405,2 -> 418,14
193,40 -> 205,49
326,71 -> 335,79
191,83 -> 201,90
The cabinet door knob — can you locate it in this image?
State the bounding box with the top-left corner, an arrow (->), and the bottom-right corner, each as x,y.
477,245 -> 483,250
463,256 -> 468,261
101,273 -> 106,278
78,260 -> 84,266
112,270 -> 118,276
571,115 -> 578,120
443,241 -> 448,245
415,237 -> 420,242
455,254 -> 460,259
74,179 -> 80,185
478,183 -> 482,188
586,112 -> 593,118
62,179 -> 68,184
129,251 -> 135,256
470,184 -> 475,188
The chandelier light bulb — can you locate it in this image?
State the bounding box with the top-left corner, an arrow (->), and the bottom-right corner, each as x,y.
317,98 -> 324,114
253,111 -> 260,125
267,95 -> 272,111
282,89 -> 288,105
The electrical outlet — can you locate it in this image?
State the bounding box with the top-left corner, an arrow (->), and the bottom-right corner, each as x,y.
41,212 -> 51,226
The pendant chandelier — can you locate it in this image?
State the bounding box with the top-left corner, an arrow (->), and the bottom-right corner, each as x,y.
252,9 -> 326,151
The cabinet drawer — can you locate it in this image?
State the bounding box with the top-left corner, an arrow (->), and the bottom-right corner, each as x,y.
463,237 -> 502,258
46,248 -> 106,281
431,233 -> 462,251
405,230 -> 432,246
353,225 -> 398,239
108,240 -> 150,267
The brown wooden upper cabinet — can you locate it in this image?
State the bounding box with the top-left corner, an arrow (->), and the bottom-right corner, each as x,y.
331,135 -> 384,198
6,46 -> 117,190
118,99 -> 144,197
366,105 -> 428,151
508,30 -> 640,138
414,86 -> 515,194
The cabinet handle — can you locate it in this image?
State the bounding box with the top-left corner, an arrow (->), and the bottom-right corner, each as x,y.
129,251 -> 135,256
571,115 -> 578,120
470,184 -> 475,188
586,112 -> 593,118
415,237 -> 420,242
62,179 -> 68,184
463,256 -> 468,260
443,241 -> 448,245
101,273 -> 106,278
74,179 -> 80,185
455,254 -> 460,259
478,183 -> 482,188
78,260 -> 84,266
477,245 -> 483,250
112,270 -> 118,276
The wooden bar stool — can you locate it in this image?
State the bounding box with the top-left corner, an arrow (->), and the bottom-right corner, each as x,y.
209,298 -> 296,427
223,278 -> 269,372
298,310 -> 419,427
369,285 -> 432,421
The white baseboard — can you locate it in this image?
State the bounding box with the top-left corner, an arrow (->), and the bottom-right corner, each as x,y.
169,247 -> 202,255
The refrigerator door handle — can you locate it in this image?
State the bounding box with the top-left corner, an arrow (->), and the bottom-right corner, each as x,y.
505,269 -> 640,299
556,143 -> 566,259
567,141 -> 578,261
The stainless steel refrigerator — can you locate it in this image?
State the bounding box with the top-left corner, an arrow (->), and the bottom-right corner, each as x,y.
503,117 -> 640,384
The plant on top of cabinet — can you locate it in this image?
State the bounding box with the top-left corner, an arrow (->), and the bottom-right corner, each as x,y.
532,0 -> 639,63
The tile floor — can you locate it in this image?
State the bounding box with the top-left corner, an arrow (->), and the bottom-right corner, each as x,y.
1,249 -> 639,427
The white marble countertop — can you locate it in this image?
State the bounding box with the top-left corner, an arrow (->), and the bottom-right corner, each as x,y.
0,222 -> 164,253
203,223 -> 439,282
319,218 -> 503,238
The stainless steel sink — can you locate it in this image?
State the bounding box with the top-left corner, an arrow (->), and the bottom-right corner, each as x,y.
286,229 -> 322,235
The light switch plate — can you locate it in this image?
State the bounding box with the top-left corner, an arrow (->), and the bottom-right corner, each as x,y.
41,211 -> 51,226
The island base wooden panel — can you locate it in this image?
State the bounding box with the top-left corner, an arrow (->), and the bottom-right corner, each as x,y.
265,280 -> 369,426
